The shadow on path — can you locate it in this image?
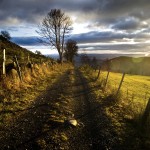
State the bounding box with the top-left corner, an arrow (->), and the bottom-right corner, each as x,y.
0,70 -> 71,150
68,69 -> 120,150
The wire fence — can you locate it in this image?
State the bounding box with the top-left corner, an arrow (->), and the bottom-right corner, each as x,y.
97,70 -> 150,111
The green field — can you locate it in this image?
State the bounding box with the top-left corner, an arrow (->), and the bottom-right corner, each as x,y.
96,70 -> 150,112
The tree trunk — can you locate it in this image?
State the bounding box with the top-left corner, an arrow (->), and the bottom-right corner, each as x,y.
59,53 -> 63,64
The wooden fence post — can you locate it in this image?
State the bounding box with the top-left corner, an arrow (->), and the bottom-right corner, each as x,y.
104,70 -> 110,88
141,98 -> 150,131
27,54 -> 30,63
96,66 -> 101,80
2,49 -> 6,76
14,55 -> 22,81
116,73 -> 125,96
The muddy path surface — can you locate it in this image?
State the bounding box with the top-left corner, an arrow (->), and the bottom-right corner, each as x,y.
0,68 -> 120,150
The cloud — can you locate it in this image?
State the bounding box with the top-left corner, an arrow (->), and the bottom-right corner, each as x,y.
1,0 -> 150,55
71,31 -> 132,43
0,0 -> 149,24
111,16 -> 149,31
11,36 -> 39,46
11,27 -> 150,54
0,0 -> 149,37
11,31 -> 130,46
0,0 -> 95,24
111,17 -> 139,30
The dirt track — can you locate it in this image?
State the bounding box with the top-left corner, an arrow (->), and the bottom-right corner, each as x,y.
0,68 -> 126,149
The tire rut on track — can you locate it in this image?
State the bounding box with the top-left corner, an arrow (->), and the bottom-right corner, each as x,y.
0,68 -> 118,150
68,69 -> 106,150
0,69 -> 74,150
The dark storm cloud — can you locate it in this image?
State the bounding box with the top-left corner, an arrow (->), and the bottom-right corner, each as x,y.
111,17 -> 149,30
11,31 -> 126,46
71,31 -> 126,43
111,17 -> 139,30
0,0 -> 95,25
0,0 -> 53,24
80,44 -> 136,50
70,31 -> 149,44
82,0 -> 150,31
0,0 -> 149,24
98,0 -> 150,20
0,0 -> 150,36
12,36 -> 39,46
79,43 -> 148,52
12,28 -> 149,47
1,0 -> 150,55
12,30 -> 125,46
100,0 -> 148,12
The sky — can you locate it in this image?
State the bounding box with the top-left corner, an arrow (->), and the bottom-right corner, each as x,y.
0,0 -> 150,57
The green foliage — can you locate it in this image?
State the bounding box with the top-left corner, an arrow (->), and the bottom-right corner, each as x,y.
0,30 -> 11,40
35,50 -> 42,55
64,39 -> 78,63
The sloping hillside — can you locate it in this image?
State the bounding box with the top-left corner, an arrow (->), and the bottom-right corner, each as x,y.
0,35 -> 50,64
104,56 -> 150,75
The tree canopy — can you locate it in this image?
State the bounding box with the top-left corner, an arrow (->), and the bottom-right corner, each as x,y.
35,50 -> 42,55
0,30 -> 11,40
64,39 -> 78,63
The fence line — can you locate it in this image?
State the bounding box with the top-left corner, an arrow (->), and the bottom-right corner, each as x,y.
14,55 -> 22,81
94,67 -> 150,128
1,49 -> 55,81
3,49 -> 6,76
116,73 -> 125,96
96,69 -> 150,103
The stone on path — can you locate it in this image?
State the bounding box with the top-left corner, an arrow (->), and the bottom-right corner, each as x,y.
67,119 -> 78,127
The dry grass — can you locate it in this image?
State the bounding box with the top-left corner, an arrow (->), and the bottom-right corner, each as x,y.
0,62 -> 73,125
2,62 -> 53,92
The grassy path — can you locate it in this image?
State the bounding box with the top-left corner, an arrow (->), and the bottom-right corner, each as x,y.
0,67 -> 108,149
0,67 -> 137,149
67,69 -> 121,150
0,68 -> 74,149
67,69 -> 106,150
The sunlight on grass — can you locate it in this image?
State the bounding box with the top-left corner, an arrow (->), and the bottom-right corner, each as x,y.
0,63 -> 73,125
97,70 -> 150,112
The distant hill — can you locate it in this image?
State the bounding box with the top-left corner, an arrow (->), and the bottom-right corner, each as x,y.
104,56 -> 150,76
0,35 -> 51,65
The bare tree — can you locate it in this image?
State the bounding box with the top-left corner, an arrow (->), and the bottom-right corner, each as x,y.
64,39 -> 78,63
37,9 -> 72,63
